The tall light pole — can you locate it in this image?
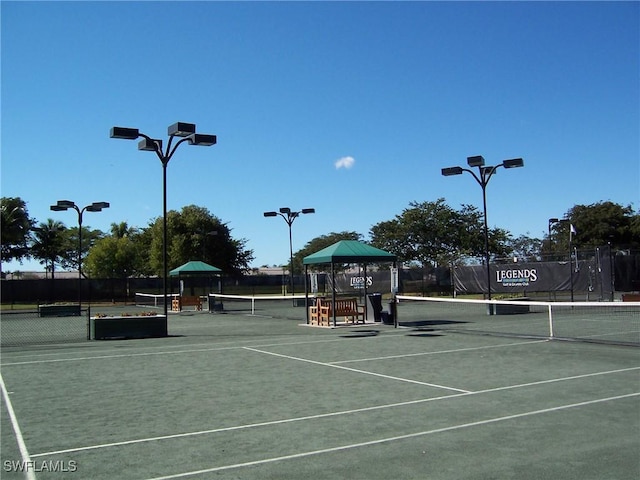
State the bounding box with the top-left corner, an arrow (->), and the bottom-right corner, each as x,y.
442,156 -> 524,303
110,123 -> 216,318
50,200 -> 109,310
263,207 -> 315,296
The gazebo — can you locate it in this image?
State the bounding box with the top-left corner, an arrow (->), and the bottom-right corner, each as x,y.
169,261 -> 222,311
303,240 -> 397,326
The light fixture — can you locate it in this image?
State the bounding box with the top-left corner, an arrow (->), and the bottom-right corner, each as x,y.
138,138 -> 162,151
441,155 -> 524,304
168,122 -> 196,137
110,121 -> 216,321
441,166 -> 463,176
263,207 -> 315,298
502,158 -> 524,168
467,155 -> 485,167
110,127 -> 139,140
189,134 -> 217,146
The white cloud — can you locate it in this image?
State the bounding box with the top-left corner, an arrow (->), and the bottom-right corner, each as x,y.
334,156 -> 355,169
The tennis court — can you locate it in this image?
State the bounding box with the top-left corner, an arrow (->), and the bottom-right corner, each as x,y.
1,303 -> 638,479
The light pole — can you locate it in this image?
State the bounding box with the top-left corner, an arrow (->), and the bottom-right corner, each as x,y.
50,200 -> 110,310
442,156 -> 524,302
263,207 -> 315,296
110,123 -> 216,318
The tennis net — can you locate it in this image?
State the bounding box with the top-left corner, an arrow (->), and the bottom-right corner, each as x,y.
208,293 -> 313,320
395,295 -> 640,346
134,292 -> 179,309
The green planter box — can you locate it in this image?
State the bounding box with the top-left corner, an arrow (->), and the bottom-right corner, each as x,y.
493,299 -> 530,315
39,304 -> 81,317
91,315 -> 167,340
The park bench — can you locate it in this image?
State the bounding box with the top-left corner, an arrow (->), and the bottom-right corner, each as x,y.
171,295 -> 202,312
310,297 -> 365,326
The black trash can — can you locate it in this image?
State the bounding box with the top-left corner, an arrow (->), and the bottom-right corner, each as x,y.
366,293 -> 383,322
382,300 -> 395,325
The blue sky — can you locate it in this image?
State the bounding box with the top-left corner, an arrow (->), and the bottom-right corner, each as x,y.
2,1 -> 638,272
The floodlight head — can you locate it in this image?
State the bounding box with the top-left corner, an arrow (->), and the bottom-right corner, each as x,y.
91,202 -> 110,209
502,158 -> 524,169
263,211 -> 278,217
188,133 -> 217,146
110,127 -> 140,140
441,166 -> 463,176
56,200 -> 76,208
481,166 -> 496,176
138,138 -> 162,151
467,155 -> 485,167
50,205 -> 68,212
549,217 -> 559,223
279,207 -> 291,214
168,122 -> 196,137
301,208 -> 315,214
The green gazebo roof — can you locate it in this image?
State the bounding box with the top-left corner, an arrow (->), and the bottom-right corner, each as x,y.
303,240 -> 396,265
169,261 -> 222,276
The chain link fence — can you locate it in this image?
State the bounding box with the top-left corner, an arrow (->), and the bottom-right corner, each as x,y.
1,309 -> 89,347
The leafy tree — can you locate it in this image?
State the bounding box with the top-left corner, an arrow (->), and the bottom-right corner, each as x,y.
30,219 -> 67,278
58,226 -> 106,275
84,223 -> 143,278
292,231 -> 362,273
370,199 -> 510,267
146,205 -> 254,277
545,201 -> 640,256
502,234 -> 543,263
0,197 -> 34,271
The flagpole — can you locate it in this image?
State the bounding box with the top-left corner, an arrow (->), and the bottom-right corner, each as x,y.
569,224 -> 575,302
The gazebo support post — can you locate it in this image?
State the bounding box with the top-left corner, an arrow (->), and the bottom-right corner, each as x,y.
363,263 -> 368,320
331,262 -> 337,327
304,264 -> 309,325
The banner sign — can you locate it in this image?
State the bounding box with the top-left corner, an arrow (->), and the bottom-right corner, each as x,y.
453,258 -> 612,296
329,271 -> 391,294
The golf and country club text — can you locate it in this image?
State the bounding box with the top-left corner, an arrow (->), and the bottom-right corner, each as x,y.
4,460 -> 78,474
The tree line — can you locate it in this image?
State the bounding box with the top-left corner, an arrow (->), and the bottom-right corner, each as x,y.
2,196 -> 638,279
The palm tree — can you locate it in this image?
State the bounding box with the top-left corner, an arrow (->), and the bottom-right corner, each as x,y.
0,197 -> 34,272
31,219 -> 67,279
110,222 -> 137,239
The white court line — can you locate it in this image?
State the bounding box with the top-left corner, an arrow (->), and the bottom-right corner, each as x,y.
30,366 -> 640,459
0,372 -> 37,480
144,392 -> 640,480
1,334 -> 401,366
330,339 -> 548,364
243,346 -> 472,393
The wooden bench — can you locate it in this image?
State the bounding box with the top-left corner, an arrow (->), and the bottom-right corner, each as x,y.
309,298 -> 365,326
622,294 -> 640,302
171,295 -> 202,312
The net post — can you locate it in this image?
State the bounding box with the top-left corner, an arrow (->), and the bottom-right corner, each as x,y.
548,303 -> 554,338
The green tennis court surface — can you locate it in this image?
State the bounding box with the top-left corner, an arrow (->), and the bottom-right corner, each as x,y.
2,311 -> 638,479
